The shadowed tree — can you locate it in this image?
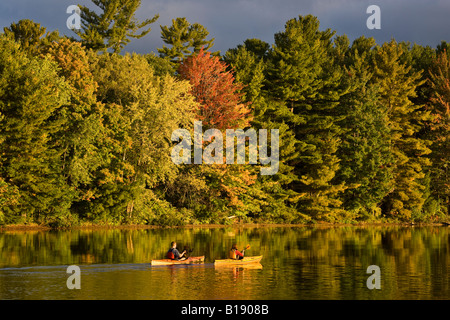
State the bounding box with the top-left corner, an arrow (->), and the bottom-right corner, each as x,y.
335,36 -> 393,220
427,50 -> 450,215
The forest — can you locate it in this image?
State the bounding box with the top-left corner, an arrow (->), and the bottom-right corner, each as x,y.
0,0 -> 449,227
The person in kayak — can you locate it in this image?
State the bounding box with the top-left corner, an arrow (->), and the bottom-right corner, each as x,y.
167,241 -> 187,260
229,243 -> 244,260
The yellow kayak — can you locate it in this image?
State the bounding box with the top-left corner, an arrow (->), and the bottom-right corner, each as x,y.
215,262 -> 263,270
214,255 -> 263,266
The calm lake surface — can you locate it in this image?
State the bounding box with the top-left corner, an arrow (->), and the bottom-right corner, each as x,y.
0,226 -> 449,300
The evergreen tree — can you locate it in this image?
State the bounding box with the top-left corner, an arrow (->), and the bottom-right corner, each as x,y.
145,52 -> 176,76
158,17 -> 216,66
75,0 -> 159,53
336,36 -> 393,220
0,177 -> 20,224
224,40 -> 267,108
407,44 -> 436,106
225,38 -> 270,64
0,36 -> 72,223
427,50 -> 450,216
3,19 -> 60,55
224,41 -> 305,222
266,15 -> 348,221
372,40 -> 432,220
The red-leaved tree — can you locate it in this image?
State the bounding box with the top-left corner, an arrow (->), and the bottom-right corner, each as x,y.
170,48 -> 257,222
178,48 -> 251,130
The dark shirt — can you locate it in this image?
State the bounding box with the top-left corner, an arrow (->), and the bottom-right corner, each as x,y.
168,248 -> 182,259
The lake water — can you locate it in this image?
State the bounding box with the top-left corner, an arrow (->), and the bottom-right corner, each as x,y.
0,226 -> 449,300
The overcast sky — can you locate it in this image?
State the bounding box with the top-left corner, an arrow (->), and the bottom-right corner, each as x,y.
1,0 -> 450,55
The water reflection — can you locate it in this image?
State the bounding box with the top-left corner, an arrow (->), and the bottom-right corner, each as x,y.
0,226 -> 449,299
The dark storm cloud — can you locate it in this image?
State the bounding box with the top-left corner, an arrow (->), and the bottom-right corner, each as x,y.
1,0 -> 449,54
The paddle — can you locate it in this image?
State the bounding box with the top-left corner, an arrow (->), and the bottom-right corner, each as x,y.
242,244 -> 250,255
177,249 -> 194,261
179,245 -> 193,261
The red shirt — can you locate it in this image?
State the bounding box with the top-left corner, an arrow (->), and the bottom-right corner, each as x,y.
234,249 -> 244,257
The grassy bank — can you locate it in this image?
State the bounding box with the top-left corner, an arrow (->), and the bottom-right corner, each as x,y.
1,220 -> 449,232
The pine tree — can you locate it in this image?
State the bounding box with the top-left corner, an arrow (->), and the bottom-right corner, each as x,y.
0,177 -> 20,224
3,19 -> 60,55
372,40 -> 432,220
407,44 -> 436,106
223,40 -> 267,107
241,38 -> 270,61
427,50 -> 450,216
266,15 -> 348,221
158,17 -> 216,66
145,53 -> 175,76
335,36 -> 393,219
75,0 -> 159,53
0,36 -> 72,223
224,41 -> 305,222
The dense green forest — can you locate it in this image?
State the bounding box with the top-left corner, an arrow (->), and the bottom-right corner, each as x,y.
0,0 -> 449,227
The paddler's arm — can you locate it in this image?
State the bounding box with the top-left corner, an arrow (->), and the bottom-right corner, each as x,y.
173,249 -> 186,259
176,249 -> 186,258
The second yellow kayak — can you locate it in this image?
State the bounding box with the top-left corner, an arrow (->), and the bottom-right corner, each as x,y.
214,255 -> 263,265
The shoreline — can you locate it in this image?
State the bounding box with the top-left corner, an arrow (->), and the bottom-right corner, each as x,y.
0,221 -> 448,232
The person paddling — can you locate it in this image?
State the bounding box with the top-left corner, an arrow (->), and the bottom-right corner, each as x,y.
229,243 -> 245,260
167,241 -> 186,260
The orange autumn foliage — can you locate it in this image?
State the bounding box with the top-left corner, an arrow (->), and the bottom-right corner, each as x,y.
178,48 -> 251,130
